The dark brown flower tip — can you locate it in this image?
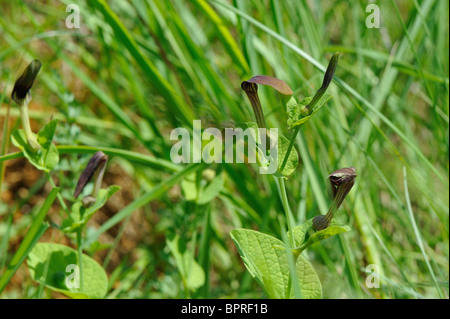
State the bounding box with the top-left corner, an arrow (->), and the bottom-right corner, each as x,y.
304,52 -> 340,112
74,151 -> 108,199
320,52 -> 340,92
241,81 -> 265,129
328,166 -> 357,201
241,81 -> 258,94
328,166 -> 357,186
11,60 -> 42,105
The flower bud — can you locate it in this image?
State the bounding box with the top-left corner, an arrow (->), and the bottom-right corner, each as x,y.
313,166 -> 357,231
11,60 -> 42,151
303,52 -> 340,115
74,151 -> 108,200
12,60 -> 42,106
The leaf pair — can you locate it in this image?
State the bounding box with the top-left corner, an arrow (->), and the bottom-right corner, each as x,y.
291,219 -> 351,255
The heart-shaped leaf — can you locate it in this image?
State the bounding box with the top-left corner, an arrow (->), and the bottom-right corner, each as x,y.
27,243 -> 108,299
273,133 -> 298,177
231,228 -> 321,299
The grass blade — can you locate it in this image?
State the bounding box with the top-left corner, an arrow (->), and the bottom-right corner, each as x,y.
0,187 -> 59,295
402,167 -> 445,298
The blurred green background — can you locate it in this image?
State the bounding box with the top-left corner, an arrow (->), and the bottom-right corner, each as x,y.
0,0 -> 448,298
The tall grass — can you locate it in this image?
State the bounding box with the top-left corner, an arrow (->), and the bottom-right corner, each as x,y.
0,0 -> 448,298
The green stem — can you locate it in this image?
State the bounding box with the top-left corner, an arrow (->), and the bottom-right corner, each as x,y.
276,177 -> 295,247
0,103 -> 10,192
276,183 -> 302,299
76,230 -> 84,292
279,125 -> 300,173
18,104 -> 40,151
45,172 -> 69,215
0,145 -> 180,172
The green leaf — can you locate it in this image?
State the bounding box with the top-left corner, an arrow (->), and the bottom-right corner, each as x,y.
273,133 -> 298,177
181,173 -> 198,201
62,185 -> 121,234
237,121 -> 260,140
291,219 -> 313,248
166,235 -> 205,291
287,93 -> 333,129
11,129 -> 43,168
184,253 -> 205,291
291,218 -> 351,254
11,119 -> 59,172
292,254 -> 322,299
230,228 -> 321,298
181,171 -> 224,204
27,243 -> 108,299
197,171 -> 224,205
37,119 -> 57,149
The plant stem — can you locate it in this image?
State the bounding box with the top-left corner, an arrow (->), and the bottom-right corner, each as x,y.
277,179 -> 302,298
276,177 -> 295,247
45,172 -> 69,216
0,145 -> 180,172
18,104 -> 40,151
0,102 -> 10,194
279,125 -> 300,173
76,230 -> 84,292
